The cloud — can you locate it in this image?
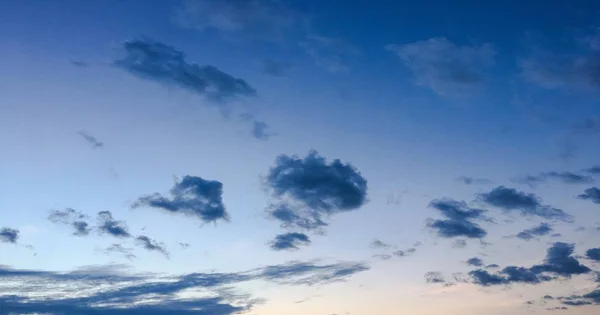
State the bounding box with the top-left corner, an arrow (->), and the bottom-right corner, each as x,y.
467,257 -> 484,267
513,171 -> 594,187
370,239 -> 393,249
261,59 -> 291,76
172,0 -> 305,42
269,233 -> 311,251
252,120 -> 272,140
424,271 -> 446,284
0,259 -> 368,314
478,186 -> 572,221
97,211 -> 132,238
115,39 -> 256,102
0,227 -> 19,244
586,248 -> 600,261
457,176 -> 492,185
48,208 -> 91,236
426,198 -> 488,239
386,37 -> 495,97
300,35 -> 360,73
265,150 -> 368,231
393,248 -> 417,257
469,242 -> 591,286
452,239 -> 468,248
558,288 -> 600,307
103,244 -> 137,261
578,187 -> 600,204
134,175 -> 229,224
516,223 -> 553,241
584,165 -> 600,175
136,236 -> 170,258
77,131 -> 103,148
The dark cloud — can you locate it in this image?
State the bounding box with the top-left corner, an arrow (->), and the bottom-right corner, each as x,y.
516,223 -> 553,241
469,242 -> 591,286
467,257 -> 484,267
586,248 -> 600,261
578,187 -> 600,204
270,233 -> 311,251
370,239 -> 393,249
478,186 -> 572,221
134,175 -> 229,224
97,211 -> 132,238
424,271 -> 446,284
0,227 -> 19,244
486,264 -> 500,269
558,288 -> 600,307
514,172 -> 594,187
261,59 -> 291,76
0,259 -> 369,314
265,150 -> 368,231
136,236 -> 170,258
115,39 -> 256,102
386,37 -> 495,97
393,248 -> 417,257
427,198 -> 488,239
252,120 -> 272,140
103,244 -> 137,261
48,208 -> 91,236
457,176 -> 492,185
584,165 -> 600,175
77,131 -> 103,148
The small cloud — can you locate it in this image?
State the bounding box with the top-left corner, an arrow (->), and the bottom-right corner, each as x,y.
513,171 -> 594,187
136,236 -> 169,258
133,175 -> 229,224
578,187 -> 600,204
269,233 -> 311,251
457,176 -> 492,185
516,223 -> 553,241
70,61 -> 88,67
103,244 -> 136,261
252,120 -> 273,140
586,248 -> 600,261
424,271 -> 446,284
77,131 -> 103,148
265,150 -> 368,232
48,208 -> 91,236
478,186 -> 572,221
467,257 -> 484,267
372,254 -> 392,260
386,37 -> 495,97
426,198 -> 488,239
0,228 -> 19,244
261,59 -> 291,76
584,165 -> 600,175
370,239 -> 393,249
393,248 -> 416,257
452,239 -> 467,248
97,211 -> 131,238
179,242 -> 190,249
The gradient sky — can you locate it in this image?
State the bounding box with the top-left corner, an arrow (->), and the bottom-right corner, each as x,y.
1,0 -> 600,314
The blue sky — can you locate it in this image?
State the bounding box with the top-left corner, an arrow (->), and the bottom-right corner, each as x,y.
1,0 -> 600,314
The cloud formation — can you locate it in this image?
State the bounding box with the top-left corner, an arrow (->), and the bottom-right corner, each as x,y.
252,120 -> 272,140
370,239 -> 393,249
457,176 -> 492,185
386,37 -> 495,97
467,257 -> 484,267
469,242 -> 591,286
514,171 -> 594,187
134,175 -> 229,224
424,271 -> 446,284
586,248 -> 600,261
0,227 -> 19,244
578,187 -> 600,204
136,236 -> 170,258
115,39 -> 256,102
97,211 -> 132,238
48,208 -> 91,236
426,198 -> 488,239
103,244 -> 137,261
516,223 -> 553,241
478,186 -> 572,221
265,150 -> 368,231
77,131 -> 103,148
270,233 -> 311,251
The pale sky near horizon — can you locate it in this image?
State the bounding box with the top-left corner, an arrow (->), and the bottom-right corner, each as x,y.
1,0 -> 600,314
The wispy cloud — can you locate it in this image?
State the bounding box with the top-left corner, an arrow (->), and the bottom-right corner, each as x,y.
136,236 -> 170,258
48,208 -> 91,236
269,233 -> 311,251
578,187 -> 600,204
513,171 -> 594,187
97,211 -> 132,238
77,131 -> 103,148
516,223 -> 553,241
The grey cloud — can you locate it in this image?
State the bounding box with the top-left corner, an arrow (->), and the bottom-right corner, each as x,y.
134,175 -> 229,224
103,244 -> 137,261
457,176 -> 492,185
478,186 -> 572,221
516,223 -> 553,241
370,239 -> 393,249
0,227 -> 19,244
452,239 -> 467,248
269,233 -> 311,251
424,271 -> 446,284
48,208 -> 91,236
386,37 -> 495,97
115,39 -> 256,102
467,257 -> 484,267
578,187 -> 600,204
513,171 -> 594,187
136,236 -> 170,258
77,131 -> 103,148
252,120 -> 272,140
426,198 -> 488,239
586,248 -> 600,261
393,248 -> 417,257
97,211 -> 132,238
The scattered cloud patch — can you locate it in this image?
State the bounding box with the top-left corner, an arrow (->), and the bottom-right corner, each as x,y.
270,233 -> 311,251
516,223 -> 553,241
457,176 -> 491,185
97,211 -> 132,238
115,39 -> 256,102
478,186 -> 572,221
453,239 -> 467,248
0,228 -> 19,244
265,150 -> 368,231
257,261 -> 370,286
467,257 -> 484,267
586,248 -> 600,261
134,175 -> 229,224
426,198 -> 488,239
514,171 -> 593,187
48,208 -> 91,236
584,165 -> 600,175
424,271 -> 446,284
578,187 -> 600,204
393,248 -> 417,257
77,131 -> 103,148
136,236 -> 170,258
386,37 -> 495,97
370,239 -> 393,249
252,120 -> 272,140
103,244 -> 137,261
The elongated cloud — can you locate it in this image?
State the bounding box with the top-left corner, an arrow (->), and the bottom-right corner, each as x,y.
77,131 -> 103,148
516,223 -> 553,241
578,187 -> 600,204
426,198 -> 488,239
514,171 -> 594,187
269,233 -> 311,251
48,208 -> 91,236
478,186 -> 572,221
134,175 -> 229,224
136,236 -> 169,258
97,211 -> 131,238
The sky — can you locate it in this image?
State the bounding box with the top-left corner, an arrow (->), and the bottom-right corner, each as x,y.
1,0 -> 600,314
